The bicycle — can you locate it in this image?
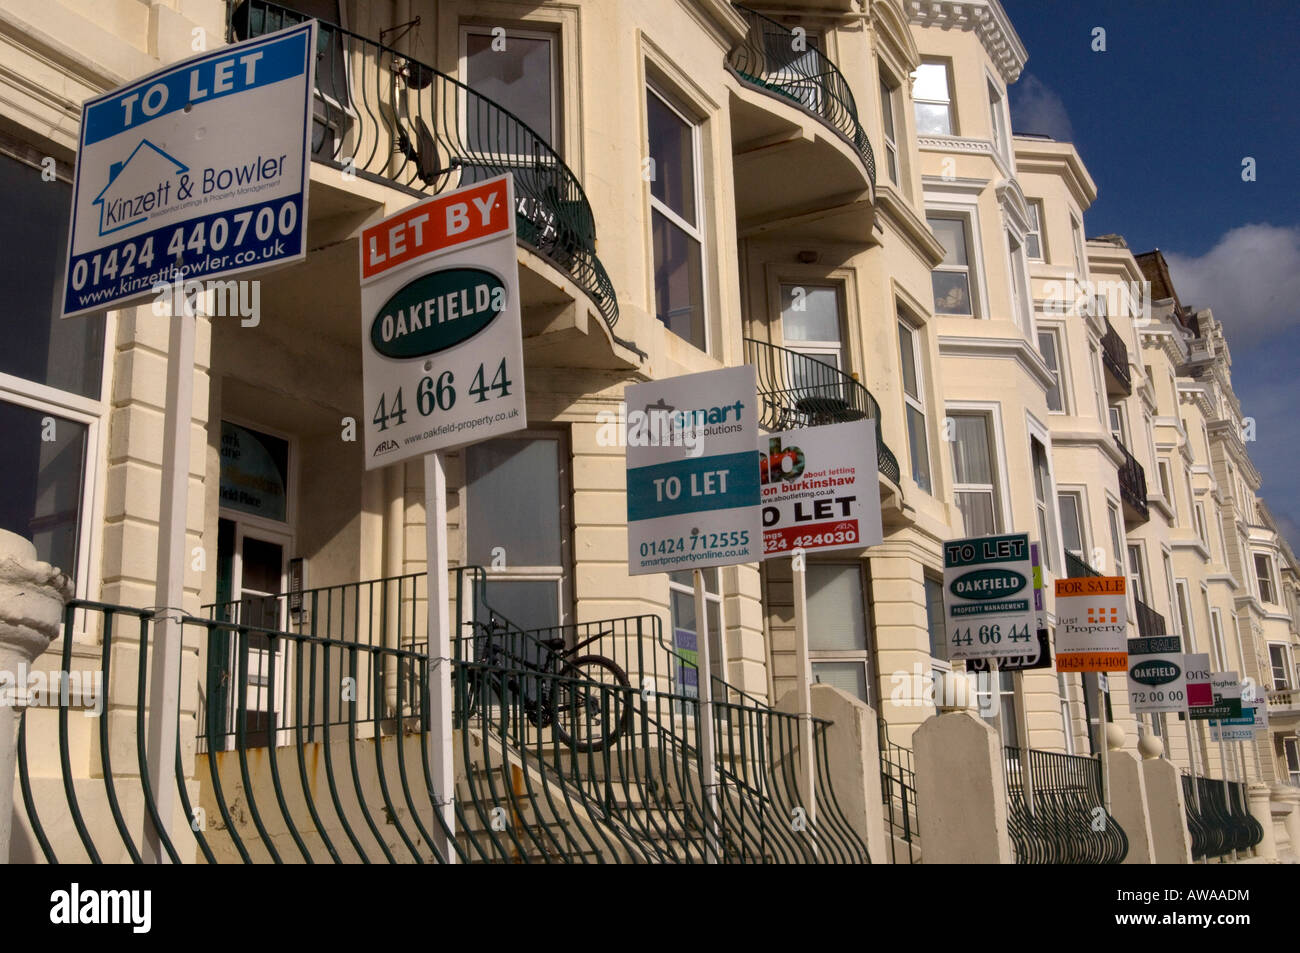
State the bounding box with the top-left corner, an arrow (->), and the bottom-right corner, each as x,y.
461,613 -> 632,753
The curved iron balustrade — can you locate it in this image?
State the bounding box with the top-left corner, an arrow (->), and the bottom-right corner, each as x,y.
231,0 -> 619,331
18,569 -> 868,863
745,337 -> 900,484
1004,746 -> 1129,864
879,716 -> 920,863
1182,775 -> 1262,860
727,4 -> 876,185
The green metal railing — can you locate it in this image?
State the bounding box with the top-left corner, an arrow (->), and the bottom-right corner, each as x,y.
230,0 -> 619,331
727,4 -> 875,185
18,569 -> 869,863
878,716 -> 919,863
1003,745 -> 1128,863
745,337 -> 901,484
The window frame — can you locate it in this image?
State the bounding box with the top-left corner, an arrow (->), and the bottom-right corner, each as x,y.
946,407 -> 1007,537
987,77 -> 1010,158
897,315 -> 933,494
645,81 -> 709,352
668,566 -> 726,698
778,280 -> 848,372
459,24 -> 563,152
1024,198 -> 1046,262
1284,737 -> 1300,785
1255,552 -> 1278,604
805,561 -> 874,706
1030,433 -> 1059,573
1269,643 -> 1293,690
879,71 -> 901,186
1057,489 -> 1087,560
1070,213 -> 1087,280
927,210 -> 982,318
1038,325 -> 1067,413
913,58 -> 956,136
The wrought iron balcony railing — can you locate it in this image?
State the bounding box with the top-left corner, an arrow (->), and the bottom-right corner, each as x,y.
1115,438 -> 1150,524
745,337 -> 901,484
231,0 -> 619,331
1133,596 -> 1166,639
1065,550 -> 1101,579
1100,320 -> 1131,394
726,4 -> 876,185
1182,774 -> 1263,861
1003,746 -> 1128,864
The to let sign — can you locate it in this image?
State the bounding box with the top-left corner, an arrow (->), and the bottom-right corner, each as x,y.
942,533 -> 1036,660
1054,575 -> 1128,672
359,174 -> 526,468
759,419 -> 883,558
625,366 -> 762,575
63,21 -> 316,316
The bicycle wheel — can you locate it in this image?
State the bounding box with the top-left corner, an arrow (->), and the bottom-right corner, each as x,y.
551,655 -> 631,753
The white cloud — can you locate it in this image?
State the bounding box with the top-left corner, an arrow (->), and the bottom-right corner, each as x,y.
1165,224 -> 1300,348
1009,75 -> 1074,142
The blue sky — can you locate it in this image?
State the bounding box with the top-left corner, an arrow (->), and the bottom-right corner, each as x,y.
1002,0 -> 1300,550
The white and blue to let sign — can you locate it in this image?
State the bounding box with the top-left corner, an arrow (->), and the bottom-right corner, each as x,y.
625,366 -> 762,575
62,21 -> 316,317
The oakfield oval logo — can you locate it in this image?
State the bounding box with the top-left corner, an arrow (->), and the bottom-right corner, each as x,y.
370,268 -> 505,358
950,568 -> 1025,600
1132,659 -> 1180,686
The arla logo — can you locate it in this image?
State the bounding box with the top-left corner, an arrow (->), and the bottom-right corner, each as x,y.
373,439 -> 400,456
1131,659 -> 1180,686
950,568 -> 1025,600
371,268 -> 505,358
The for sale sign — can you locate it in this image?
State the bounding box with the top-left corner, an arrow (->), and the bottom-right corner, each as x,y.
1054,575 -> 1128,672
1127,635 -> 1186,713
359,174 -> 526,468
759,419 -> 883,558
941,533 -> 1037,660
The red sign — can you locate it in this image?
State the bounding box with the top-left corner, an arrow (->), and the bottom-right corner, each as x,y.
359,179 -> 511,279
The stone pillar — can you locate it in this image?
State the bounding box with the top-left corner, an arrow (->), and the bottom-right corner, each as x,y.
1105,726 -> 1155,864
0,531 -> 73,863
1274,786 -> 1300,863
805,683 -> 887,863
1246,783 -> 1277,861
914,710 -> 1012,863
1138,735 -> 1192,864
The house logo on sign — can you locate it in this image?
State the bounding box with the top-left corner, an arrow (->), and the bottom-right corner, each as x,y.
1087,606 -> 1120,625
93,139 -> 189,237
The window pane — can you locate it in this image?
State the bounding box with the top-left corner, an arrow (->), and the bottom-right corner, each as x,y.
811,662 -> 867,703
467,438 -> 562,566
669,568 -> 719,593
907,405 -> 931,492
879,78 -> 895,138
928,217 -> 969,266
1058,494 -> 1083,555
807,564 -> 867,652
647,90 -> 696,224
950,415 -> 993,485
1038,331 -> 1063,411
220,422 -> 290,522
0,154 -> 105,398
0,400 -> 87,574
914,102 -> 952,135
651,210 -> 706,348
780,284 -> 841,343
931,271 -> 973,315
466,32 -> 554,145
898,324 -> 919,399
956,491 -> 997,537
925,577 -> 946,660
913,62 -> 950,103
482,578 -> 559,633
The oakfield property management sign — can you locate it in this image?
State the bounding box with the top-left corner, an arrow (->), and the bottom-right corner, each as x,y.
1127,634 -> 1186,713
759,419 -> 883,557
359,174 -> 526,468
625,366 -> 761,575
63,21 -> 315,316
941,533 -> 1037,661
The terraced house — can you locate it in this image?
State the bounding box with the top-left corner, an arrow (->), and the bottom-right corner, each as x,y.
0,0 -> 1296,865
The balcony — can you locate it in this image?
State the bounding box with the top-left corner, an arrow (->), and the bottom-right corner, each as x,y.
744,337 -> 901,485
1115,439 -> 1150,525
1134,597 -> 1166,639
1268,688 -> 1300,717
725,4 -> 876,242
1100,320 -> 1131,396
1065,551 -> 1100,579
232,1 -> 618,333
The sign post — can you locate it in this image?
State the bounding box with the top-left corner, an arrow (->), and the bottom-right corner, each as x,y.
1183,653 -> 1213,809
359,173 -> 527,862
759,418 -> 883,828
62,22 -> 317,861
625,365 -> 762,861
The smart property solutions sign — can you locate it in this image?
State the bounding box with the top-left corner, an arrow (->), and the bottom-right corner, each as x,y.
1054,575 -> 1129,673
941,533 -> 1036,661
625,365 -> 762,575
359,174 -> 526,468
759,419 -> 883,557
62,21 -> 315,317
1127,634 -> 1187,713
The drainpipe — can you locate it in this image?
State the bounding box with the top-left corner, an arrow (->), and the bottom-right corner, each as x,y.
383,466 -> 405,720
0,530 -> 73,863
